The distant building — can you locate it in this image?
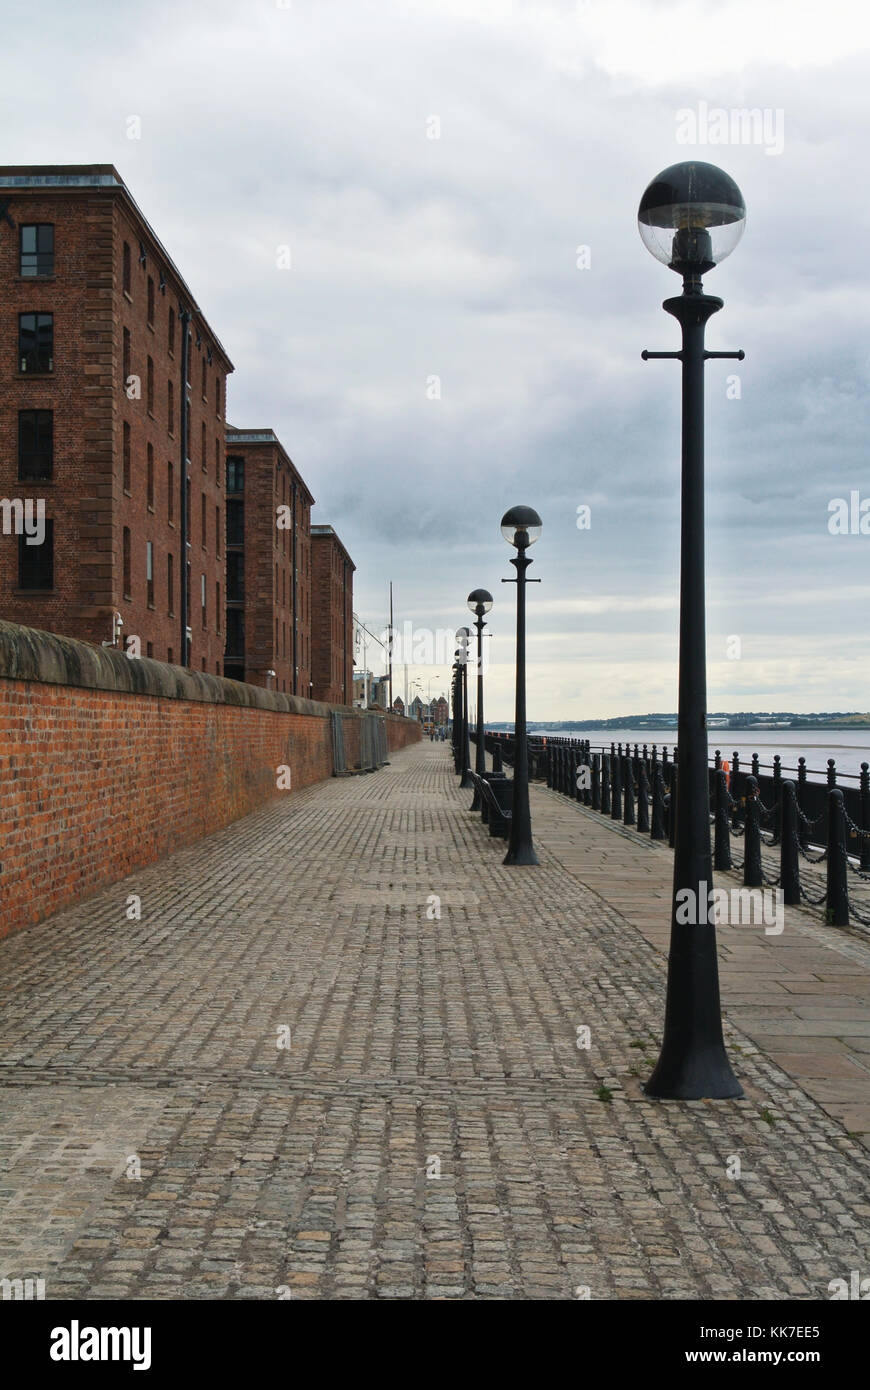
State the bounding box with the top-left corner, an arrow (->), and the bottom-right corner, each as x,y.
311,524 -> 354,705
0,164 -> 233,670
392,696 -> 404,715
433,695 -> 449,726
223,427 -> 313,693
370,674 -> 390,708
410,695 -> 425,722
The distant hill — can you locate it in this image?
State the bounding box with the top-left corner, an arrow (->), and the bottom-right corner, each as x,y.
487,712 -> 870,732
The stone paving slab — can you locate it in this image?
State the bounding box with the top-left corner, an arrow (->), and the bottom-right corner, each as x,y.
0,743 -> 868,1300
534,779 -> 870,1148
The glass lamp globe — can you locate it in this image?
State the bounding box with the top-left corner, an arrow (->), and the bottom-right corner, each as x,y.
467,588 -> 494,615
500,505 -> 543,548
638,161 -> 745,275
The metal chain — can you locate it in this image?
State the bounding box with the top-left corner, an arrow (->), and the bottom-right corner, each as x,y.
799,883 -> 829,906
844,810 -> 870,840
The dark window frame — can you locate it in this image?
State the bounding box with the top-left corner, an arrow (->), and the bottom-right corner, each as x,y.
20,223 -> 54,277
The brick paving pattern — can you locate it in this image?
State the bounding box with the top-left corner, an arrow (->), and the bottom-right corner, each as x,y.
1,742 -> 869,1299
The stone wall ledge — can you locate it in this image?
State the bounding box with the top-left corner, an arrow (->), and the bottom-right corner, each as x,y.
0,619 -> 414,723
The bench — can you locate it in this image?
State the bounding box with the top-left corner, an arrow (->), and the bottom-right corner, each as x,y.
470,771 -> 513,838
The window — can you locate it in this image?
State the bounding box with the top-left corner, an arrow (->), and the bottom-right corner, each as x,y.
227,551 -> 244,601
18,410 -> 53,480
123,327 -> 131,385
18,520 -> 53,589
201,492 -> 206,548
19,313 -> 53,373
20,224 -> 54,277
201,355 -> 207,399
186,560 -> 191,617
215,375 -> 220,418
168,646 -> 173,663
226,456 -> 244,492
201,421 -> 206,471
168,461 -> 174,522
147,275 -> 155,325
168,380 -> 174,434
123,526 -> 131,597
226,608 -> 245,658
146,444 -> 154,509
215,505 -> 221,556
168,553 -> 174,614
123,241 -> 131,294
201,573 -> 207,627
216,581 -> 221,632
147,541 -> 154,607
215,437 -> 220,484
226,498 -> 244,545
146,642 -> 153,658
147,356 -> 154,413
123,422 -> 131,493
169,307 -> 175,354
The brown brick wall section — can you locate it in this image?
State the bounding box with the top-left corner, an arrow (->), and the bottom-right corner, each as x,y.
0,622 -> 420,940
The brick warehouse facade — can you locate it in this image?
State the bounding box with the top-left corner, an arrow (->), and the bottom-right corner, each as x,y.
0,165 -> 233,671
311,524 -> 354,705
224,427 -> 313,694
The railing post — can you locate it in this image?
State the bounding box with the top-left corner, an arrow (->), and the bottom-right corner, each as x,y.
601,753 -> 611,816
797,757 -> 808,849
827,758 -> 837,789
780,780 -> 800,906
826,787 -> 849,927
592,751 -> 601,810
623,752 -> 636,826
772,755 -> 782,843
637,760 -> 650,833
743,775 -> 762,888
861,763 -> 870,872
714,748 -> 721,771
667,769 -> 676,848
751,752 -> 760,781
651,762 -> 666,840
545,741 -> 553,788
714,769 -> 732,871
611,746 -> 623,820
730,751 -> 741,830
569,744 -> 577,801
492,741 -> 503,774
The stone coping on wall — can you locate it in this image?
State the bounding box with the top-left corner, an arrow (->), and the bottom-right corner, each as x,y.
0,620 -> 414,723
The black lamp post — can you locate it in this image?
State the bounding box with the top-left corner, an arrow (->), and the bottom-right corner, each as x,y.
451,661 -> 461,765
455,627 -> 473,788
467,589 -> 493,777
500,506 -> 542,866
638,160 -> 745,1100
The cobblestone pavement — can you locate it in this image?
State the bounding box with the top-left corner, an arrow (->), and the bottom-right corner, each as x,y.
1,743 -> 870,1300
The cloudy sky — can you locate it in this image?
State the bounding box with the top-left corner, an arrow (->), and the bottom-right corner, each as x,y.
5,0 -> 870,719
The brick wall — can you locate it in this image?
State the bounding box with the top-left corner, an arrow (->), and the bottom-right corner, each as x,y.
0,620 -> 420,940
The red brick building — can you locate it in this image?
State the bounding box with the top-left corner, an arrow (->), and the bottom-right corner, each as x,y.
0,164 -> 233,669
311,524 -> 354,705
224,427 -> 313,694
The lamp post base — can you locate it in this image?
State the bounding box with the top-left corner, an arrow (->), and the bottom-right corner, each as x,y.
503,841 -> 539,866
643,1048 -> 743,1100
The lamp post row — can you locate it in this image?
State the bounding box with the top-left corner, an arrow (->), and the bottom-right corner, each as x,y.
448,159 -> 745,1100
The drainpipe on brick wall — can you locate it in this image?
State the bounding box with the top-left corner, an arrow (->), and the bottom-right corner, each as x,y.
179,305 -> 191,666
292,476 -> 298,696
342,558 -> 348,703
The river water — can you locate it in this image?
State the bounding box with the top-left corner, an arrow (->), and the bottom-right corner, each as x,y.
524,729 -> 870,784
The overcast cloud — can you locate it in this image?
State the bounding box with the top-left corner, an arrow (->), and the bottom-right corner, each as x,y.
4,0 -> 870,718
